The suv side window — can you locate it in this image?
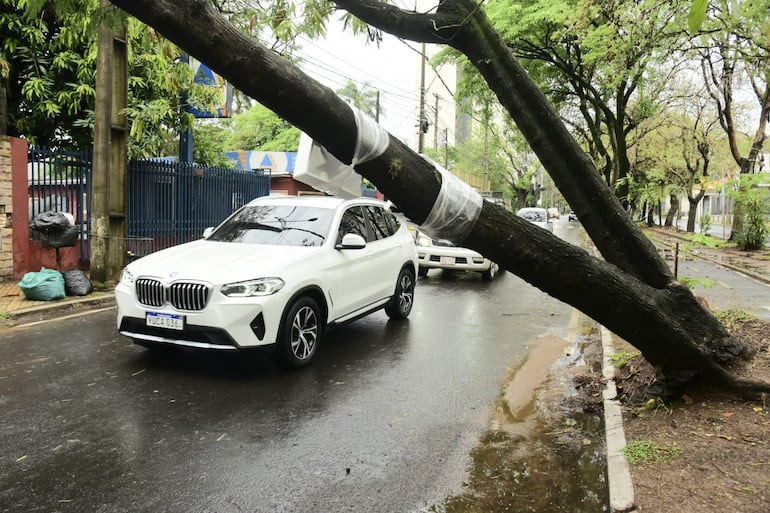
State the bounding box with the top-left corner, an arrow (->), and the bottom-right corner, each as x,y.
337,206 -> 368,244
365,205 -> 402,241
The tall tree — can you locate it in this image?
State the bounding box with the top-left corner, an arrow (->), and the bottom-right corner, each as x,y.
3,1 -> 233,155
109,0 -> 768,396
223,102 -> 300,151
697,0 -> 770,240
0,0 -> 98,147
482,0 -> 691,201
337,80 -> 381,120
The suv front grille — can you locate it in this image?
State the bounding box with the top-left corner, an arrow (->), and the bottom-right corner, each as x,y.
135,279 -> 211,311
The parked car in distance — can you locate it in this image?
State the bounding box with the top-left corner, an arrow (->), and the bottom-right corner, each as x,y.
516,207 -> 554,232
547,207 -> 560,219
568,210 -> 579,222
115,195 -> 418,369
414,230 -> 499,280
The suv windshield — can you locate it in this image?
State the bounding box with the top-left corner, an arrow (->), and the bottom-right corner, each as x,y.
208,205 -> 335,247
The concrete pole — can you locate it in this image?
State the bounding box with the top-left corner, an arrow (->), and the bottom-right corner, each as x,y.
91,1 -> 128,284
418,43 -> 426,153
433,93 -> 439,150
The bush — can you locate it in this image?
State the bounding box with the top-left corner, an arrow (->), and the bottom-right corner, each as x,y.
699,213 -> 711,235
736,196 -> 769,250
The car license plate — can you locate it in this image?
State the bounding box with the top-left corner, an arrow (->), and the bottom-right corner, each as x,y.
146,312 -> 184,330
440,256 -> 455,265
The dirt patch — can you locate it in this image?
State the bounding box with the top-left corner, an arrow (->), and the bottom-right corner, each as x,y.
614,315 -> 770,513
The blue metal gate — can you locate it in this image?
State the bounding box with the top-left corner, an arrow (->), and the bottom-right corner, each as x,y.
27,147 -> 271,262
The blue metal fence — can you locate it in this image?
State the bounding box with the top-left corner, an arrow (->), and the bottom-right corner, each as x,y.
127,159 -> 270,256
26,146 -> 271,262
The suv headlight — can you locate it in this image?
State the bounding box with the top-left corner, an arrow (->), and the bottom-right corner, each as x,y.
120,268 -> 135,286
221,277 -> 285,297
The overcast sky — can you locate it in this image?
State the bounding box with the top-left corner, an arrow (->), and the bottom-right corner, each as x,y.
294,20 -> 421,148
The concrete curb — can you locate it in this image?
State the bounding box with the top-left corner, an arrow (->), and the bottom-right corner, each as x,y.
601,325 -> 637,513
9,293 -> 115,324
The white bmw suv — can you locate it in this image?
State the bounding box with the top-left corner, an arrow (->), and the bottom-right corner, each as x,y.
115,196 -> 418,369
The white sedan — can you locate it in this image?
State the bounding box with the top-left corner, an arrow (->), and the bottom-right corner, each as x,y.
516,207 -> 554,232
414,231 -> 499,280
115,195 -> 418,369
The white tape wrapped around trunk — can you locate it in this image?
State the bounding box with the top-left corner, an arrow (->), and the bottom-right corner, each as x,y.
352,108 -> 389,166
421,159 -> 483,242
294,107 -> 389,198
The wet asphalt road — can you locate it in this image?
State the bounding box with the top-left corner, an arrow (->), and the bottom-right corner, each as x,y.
0,238 -> 576,513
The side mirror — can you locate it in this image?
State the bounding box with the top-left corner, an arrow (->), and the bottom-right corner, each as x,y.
336,233 -> 366,250
202,227 -> 214,239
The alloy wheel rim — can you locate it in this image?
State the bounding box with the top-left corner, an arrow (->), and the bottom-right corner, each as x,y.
398,274 -> 413,312
291,306 -> 318,360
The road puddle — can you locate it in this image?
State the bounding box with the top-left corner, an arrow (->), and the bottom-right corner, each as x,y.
425,325 -> 608,512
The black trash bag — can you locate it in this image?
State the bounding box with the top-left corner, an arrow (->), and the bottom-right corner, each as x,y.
62,269 -> 93,296
30,211 -> 72,231
30,211 -> 78,247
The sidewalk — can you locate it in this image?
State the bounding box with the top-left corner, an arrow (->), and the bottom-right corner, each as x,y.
0,279 -> 115,325
646,226 -> 770,285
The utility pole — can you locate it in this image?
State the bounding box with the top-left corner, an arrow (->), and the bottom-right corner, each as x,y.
444,128 -> 449,169
91,1 -> 128,284
418,43 -> 426,153
433,93 -> 439,149
483,117 -> 489,193
178,54 -> 193,163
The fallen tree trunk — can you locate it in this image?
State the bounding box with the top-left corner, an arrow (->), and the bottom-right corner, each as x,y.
108,0 -> 769,395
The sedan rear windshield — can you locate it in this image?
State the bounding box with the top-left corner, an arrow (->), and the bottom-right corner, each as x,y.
208,205 -> 335,247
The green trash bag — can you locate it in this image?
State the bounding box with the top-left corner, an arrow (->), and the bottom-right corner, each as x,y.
18,268 -> 66,301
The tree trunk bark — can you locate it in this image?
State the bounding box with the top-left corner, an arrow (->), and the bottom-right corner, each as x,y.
687,189 -> 706,233
664,194 -> 678,227
108,0 -> 766,394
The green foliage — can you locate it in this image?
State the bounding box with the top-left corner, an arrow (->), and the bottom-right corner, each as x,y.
678,276 -> 714,290
3,2 -> 236,156
699,213 -> 712,235
610,350 -> 640,369
685,233 -> 727,249
193,121 -> 232,167
688,0 -> 709,33
1,0 -> 99,147
223,102 -> 300,151
336,80 -> 381,119
729,173 -> 770,250
623,440 -> 682,465
735,195 -> 769,250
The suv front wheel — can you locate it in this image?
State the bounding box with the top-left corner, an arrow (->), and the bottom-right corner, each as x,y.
385,268 -> 415,319
276,296 -> 321,369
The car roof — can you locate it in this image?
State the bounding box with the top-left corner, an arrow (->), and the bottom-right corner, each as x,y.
517,207 -> 547,213
245,195 -> 388,209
